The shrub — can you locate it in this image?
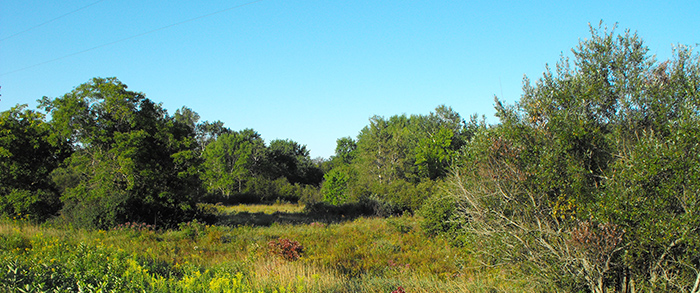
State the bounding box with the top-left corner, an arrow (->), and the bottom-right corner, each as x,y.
268,238 -> 304,261
418,193 -> 462,236
360,194 -> 404,217
299,184 -> 322,205
321,168 -> 349,205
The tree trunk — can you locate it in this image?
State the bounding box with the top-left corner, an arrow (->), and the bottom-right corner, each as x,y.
621,267 -> 635,293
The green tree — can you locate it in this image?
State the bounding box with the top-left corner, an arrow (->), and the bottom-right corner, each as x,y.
195,120 -> 231,152
345,106 -> 467,211
40,77 -> 201,228
0,105 -> 71,221
333,137 -> 357,165
355,114 -> 414,186
414,127 -> 455,180
268,139 -> 322,185
412,106 -> 470,180
201,129 -> 267,197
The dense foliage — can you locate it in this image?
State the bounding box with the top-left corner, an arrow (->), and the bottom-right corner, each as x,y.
321,105 -> 475,212
1,78 -> 323,229
38,78 -> 203,229
0,105 -> 71,221
443,24 -> 700,292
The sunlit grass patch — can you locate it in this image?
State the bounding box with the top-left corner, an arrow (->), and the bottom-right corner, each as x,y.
213,203 -> 304,215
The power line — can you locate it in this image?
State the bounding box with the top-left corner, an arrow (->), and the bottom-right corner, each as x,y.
0,0 -> 109,42
1,0 -> 265,76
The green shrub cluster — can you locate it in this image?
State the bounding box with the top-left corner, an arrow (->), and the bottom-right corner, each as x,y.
443,23 -> 700,292
418,192 -> 462,237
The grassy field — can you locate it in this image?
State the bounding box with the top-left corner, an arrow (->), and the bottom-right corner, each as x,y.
0,204 -> 535,292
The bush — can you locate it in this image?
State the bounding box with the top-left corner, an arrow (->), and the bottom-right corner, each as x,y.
321,168 -> 350,205
418,193 -> 462,236
268,238 -> 304,261
382,179 -> 437,212
359,194 -> 405,217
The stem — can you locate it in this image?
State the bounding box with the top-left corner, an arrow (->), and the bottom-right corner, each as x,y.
691,270 -> 700,293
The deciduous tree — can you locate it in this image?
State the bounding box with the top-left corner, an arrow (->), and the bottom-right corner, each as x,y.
40,77 -> 201,228
0,105 -> 71,220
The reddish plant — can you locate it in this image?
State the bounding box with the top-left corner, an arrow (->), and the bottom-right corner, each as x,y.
268,238 -> 304,261
391,286 -> 406,293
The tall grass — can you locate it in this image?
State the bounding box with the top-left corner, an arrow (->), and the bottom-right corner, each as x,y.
0,207 -> 537,292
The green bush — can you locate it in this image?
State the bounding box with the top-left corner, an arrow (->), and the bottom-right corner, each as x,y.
447,24 -> 700,291
321,168 -> 350,205
418,193 -> 462,236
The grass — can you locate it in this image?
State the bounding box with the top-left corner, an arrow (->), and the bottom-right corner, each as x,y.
0,205 -> 537,292
212,203 -> 304,214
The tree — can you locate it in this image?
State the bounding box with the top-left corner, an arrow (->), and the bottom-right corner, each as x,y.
354,114 -> 414,186
0,105 -> 71,221
40,77 -> 201,228
323,106 -> 467,212
333,137 -> 357,165
195,120 -> 231,152
414,127 -> 455,180
268,139 -> 323,186
201,129 -> 267,197
174,106 -> 200,133
321,168 -> 350,205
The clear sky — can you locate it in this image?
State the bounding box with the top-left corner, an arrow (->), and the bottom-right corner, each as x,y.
1,0 -> 699,158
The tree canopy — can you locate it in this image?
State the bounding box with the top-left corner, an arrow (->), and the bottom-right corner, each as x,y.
0,105 -> 71,221
39,77 -> 202,228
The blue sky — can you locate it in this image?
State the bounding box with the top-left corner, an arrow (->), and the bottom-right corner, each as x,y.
1,0 -> 699,158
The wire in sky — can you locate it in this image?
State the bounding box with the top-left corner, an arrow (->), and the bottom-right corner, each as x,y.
0,0 -> 109,42
0,0 -> 265,76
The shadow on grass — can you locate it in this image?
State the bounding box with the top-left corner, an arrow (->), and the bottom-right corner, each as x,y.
215,211 -> 318,227
214,201 -> 405,227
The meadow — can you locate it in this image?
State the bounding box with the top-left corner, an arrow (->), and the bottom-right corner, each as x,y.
0,203 -> 534,292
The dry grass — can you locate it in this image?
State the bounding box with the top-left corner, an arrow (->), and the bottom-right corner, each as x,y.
252,257 -> 347,292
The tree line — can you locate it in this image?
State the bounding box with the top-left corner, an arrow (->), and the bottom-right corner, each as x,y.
1,78 -> 324,228
1,79 -> 473,228
2,23 -> 700,291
